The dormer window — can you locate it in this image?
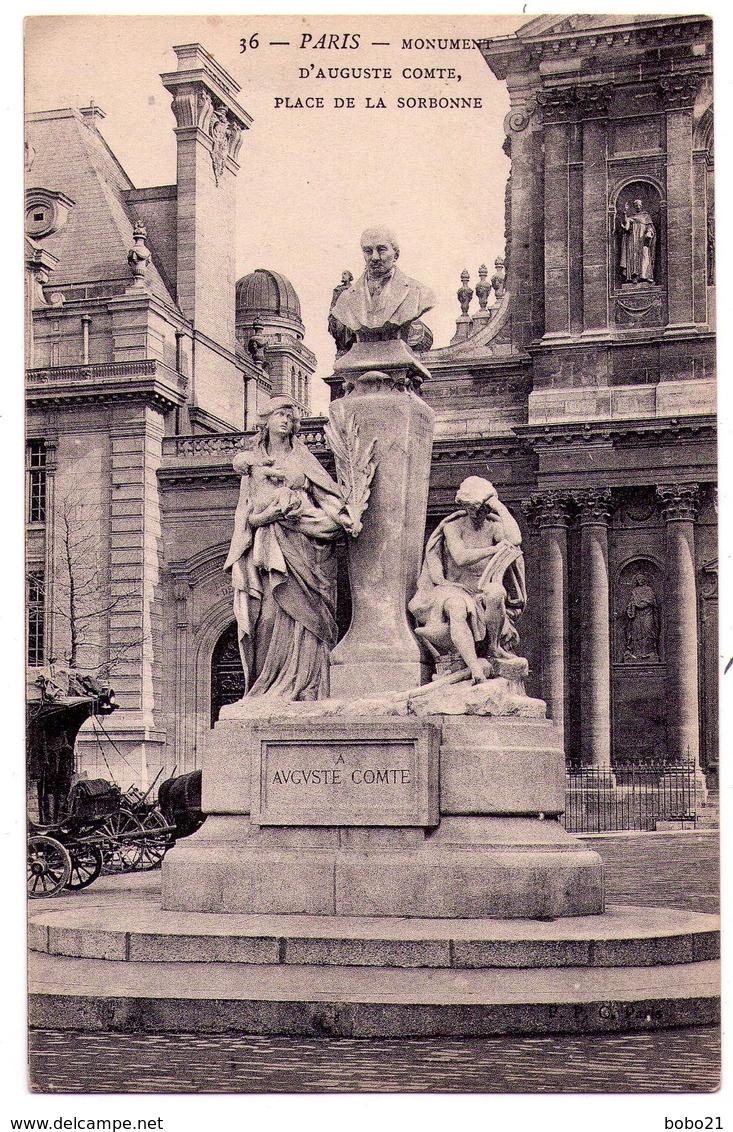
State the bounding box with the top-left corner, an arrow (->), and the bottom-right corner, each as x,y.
25,188 -> 75,238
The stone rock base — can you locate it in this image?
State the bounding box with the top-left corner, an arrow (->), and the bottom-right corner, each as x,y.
28,884 -> 719,1037
162,815 -> 604,918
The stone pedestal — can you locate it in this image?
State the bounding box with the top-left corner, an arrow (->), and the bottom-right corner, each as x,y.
161,327 -> 607,929
450,315 -> 473,344
328,343 -> 434,697
162,708 -> 604,919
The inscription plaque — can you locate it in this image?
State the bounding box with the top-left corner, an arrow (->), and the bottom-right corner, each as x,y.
251,720 -> 439,827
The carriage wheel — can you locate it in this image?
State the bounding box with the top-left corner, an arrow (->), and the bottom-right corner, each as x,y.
100,809 -> 144,873
136,808 -> 173,871
65,843 -> 103,890
27,835 -> 72,898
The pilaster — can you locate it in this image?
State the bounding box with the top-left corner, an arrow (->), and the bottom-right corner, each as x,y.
659,75 -> 700,331
580,92 -> 611,333
538,92 -> 572,336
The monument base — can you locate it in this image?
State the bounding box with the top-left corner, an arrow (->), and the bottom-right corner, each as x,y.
161,708 -> 605,919
162,814 -> 602,918
29,888 -> 719,1038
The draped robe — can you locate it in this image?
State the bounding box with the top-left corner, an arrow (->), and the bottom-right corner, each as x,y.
224,439 -> 346,700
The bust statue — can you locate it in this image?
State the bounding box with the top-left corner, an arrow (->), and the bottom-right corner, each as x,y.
329,226 -> 436,348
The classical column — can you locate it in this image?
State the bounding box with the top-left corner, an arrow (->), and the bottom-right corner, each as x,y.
576,489 -> 613,768
656,484 -> 703,777
522,491 -> 573,742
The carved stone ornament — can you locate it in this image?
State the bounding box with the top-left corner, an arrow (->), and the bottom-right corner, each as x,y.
700,557 -> 718,602
656,483 -> 700,523
323,413 -> 378,538
573,83 -> 612,119
522,491 -> 573,528
537,84 -> 611,123
210,105 -> 230,185
620,489 -> 657,524
170,82 -> 213,130
536,87 -> 578,123
658,73 -> 702,110
615,291 -> 663,328
475,264 -> 491,311
574,488 -> 613,525
247,319 -> 267,368
707,210 -> 715,286
457,270 -> 473,316
127,222 -> 151,287
491,257 -> 506,302
25,189 -> 75,240
172,577 -> 191,606
503,100 -> 536,135
227,119 -> 244,163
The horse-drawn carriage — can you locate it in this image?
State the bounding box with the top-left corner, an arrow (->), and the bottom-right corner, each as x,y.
26,668 -> 185,897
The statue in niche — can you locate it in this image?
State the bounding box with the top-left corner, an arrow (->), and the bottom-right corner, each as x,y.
408,477 -> 527,684
618,198 -> 657,285
328,226 -> 435,353
623,571 -> 660,661
224,396 -> 357,701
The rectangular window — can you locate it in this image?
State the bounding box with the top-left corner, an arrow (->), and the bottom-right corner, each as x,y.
27,439 -> 47,523
27,569 -> 45,666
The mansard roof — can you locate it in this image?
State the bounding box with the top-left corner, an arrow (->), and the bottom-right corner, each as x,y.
25,107 -> 175,306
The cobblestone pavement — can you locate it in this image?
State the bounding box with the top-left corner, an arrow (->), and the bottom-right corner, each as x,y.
28,829 -> 720,1095
30,1027 -> 720,1094
580,831 -> 720,915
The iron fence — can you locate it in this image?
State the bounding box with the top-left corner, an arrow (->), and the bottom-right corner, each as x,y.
562,760 -> 697,833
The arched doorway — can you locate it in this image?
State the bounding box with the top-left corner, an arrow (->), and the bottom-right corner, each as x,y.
210,622 -> 246,725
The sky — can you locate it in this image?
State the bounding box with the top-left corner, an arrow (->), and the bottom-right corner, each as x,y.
24,13 -> 526,412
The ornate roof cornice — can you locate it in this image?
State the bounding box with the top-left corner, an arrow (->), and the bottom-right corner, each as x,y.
515,415 -> 716,449
26,359 -> 187,411
480,16 -> 711,79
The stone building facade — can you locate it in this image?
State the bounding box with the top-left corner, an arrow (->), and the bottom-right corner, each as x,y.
25,16 -> 717,791
422,14 -> 716,784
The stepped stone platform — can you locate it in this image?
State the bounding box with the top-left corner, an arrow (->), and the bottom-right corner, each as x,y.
28,881 -> 719,1037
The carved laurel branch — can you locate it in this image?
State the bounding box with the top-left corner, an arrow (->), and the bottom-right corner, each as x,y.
324,413 -> 377,538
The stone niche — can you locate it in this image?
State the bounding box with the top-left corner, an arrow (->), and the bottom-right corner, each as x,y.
610,178 -> 667,328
